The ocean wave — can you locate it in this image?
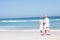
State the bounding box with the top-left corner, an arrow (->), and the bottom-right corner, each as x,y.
0,20 -> 40,22
31,20 -> 40,22
1,20 -> 26,22
55,19 -> 60,21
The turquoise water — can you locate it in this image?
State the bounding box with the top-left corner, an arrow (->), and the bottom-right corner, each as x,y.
0,17 -> 60,30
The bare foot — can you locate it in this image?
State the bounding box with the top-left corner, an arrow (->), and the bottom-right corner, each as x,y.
41,34 -> 44,36
46,34 -> 51,35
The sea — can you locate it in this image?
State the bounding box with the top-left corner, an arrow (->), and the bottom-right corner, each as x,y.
0,16 -> 60,30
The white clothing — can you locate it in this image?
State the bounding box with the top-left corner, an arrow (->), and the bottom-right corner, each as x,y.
44,18 -> 50,30
40,19 -> 43,30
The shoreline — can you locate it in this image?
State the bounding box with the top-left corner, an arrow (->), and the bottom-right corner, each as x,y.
0,29 -> 60,31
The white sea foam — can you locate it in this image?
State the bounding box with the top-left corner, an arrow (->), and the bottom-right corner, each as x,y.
31,20 -> 40,22
1,20 -> 27,22
1,20 -> 40,22
56,19 -> 60,21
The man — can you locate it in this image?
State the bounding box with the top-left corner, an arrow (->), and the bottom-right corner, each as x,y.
44,16 -> 50,35
40,16 -> 44,35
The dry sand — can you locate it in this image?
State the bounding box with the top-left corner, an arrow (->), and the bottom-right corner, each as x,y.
0,30 -> 60,40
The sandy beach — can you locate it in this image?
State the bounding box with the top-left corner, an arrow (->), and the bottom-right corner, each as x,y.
0,30 -> 60,40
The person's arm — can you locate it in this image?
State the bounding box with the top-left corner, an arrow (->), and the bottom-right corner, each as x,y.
40,21 -> 42,25
39,20 -> 41,26
44,19 -> 46,25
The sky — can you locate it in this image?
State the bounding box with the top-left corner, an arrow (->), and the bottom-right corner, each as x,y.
0,0 -> 60,18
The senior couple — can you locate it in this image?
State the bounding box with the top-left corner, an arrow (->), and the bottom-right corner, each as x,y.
40,16 -> 50,36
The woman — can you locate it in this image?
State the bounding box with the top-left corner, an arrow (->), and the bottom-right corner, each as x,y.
39,16 -> 44,35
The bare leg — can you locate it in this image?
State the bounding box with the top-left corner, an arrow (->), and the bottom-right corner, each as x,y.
40,30 -> 42,34
46,29 -> 51,35
40,30 -> 44,36
45,30 -> 47,34
48,30 -> 50,33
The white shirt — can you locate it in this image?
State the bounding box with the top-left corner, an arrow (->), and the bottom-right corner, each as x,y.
44,18 -> 49,27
